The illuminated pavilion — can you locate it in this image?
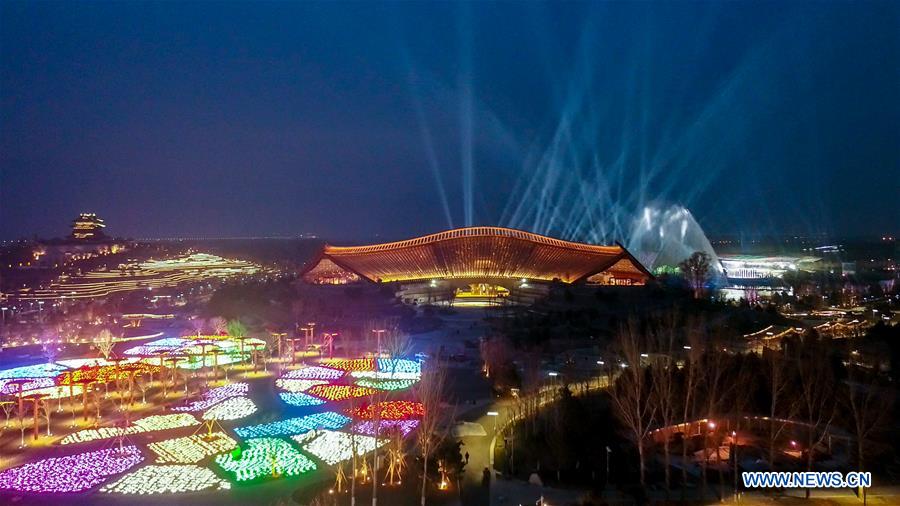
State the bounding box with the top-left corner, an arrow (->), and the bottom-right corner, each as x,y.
301,227 -> 651,303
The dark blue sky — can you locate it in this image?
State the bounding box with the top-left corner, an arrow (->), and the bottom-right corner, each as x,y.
2,1 -> 897,241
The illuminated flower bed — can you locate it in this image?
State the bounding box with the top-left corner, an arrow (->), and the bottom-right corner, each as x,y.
173,382 -> 249,412
321,358 -> 375,372
351,370 -> 421,380
202,397 -> 257,421
0,377 -> 56,394
57,362 -> 163,385
0,363 -> 67,380
275,378 -> 328,392
0,446 -> 143,493
101,464 -> 230,494
215,438 -> 316,481
279,392 -> 325,407
347,401 -> 425,420
282,366 -> 344,381
124,337 -> 190,356
354,378 -> 417,391
293,430 -> 386,465
61,413 -> 199,445
376,358 -> 421,376
235,411 -> 351,438
306,384 -> 377,402
149,432 -> 238,464
351,419 -> 420,437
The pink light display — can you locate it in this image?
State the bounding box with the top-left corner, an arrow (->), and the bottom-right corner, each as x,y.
0,446 -> 143,493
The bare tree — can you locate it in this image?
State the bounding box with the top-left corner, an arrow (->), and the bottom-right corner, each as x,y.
608,319 -> 655,486
796,338 -> 837,498
679,251 -> 712,299
417,360 -> 447,506
680,322 -> 703,501
96,329 -> 115,361
190,317 -> 206,337
698,337 -> 733,500
845,366 -> 892,505
764,348 -> 798,470
649,315 -> 678,496
209,316 -> 227,335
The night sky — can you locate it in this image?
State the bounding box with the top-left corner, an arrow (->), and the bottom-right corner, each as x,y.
2,1 -> 898,241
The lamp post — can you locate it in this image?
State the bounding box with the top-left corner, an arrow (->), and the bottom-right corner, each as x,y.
486,411 -> 499,433
372,329 -> 385,354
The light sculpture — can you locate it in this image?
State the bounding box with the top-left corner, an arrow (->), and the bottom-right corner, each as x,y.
0,363 -> 66,379
235,411 -> 350,438
214,437 -> 316,481
0,446 -> 142,493
148,432 -> 237,464
376,358 -> 421,376
100,464 -> 230,494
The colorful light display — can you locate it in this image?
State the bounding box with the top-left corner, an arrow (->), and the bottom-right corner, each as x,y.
354,378 -> 417,391
235,411 -> 351,438
214,438 -> 316,481
275,378 -> 328,392
57,362 -> 162,386
0,446 -> 143,493
173,382 -> 249,412
279,392 -> 326,407
61,413 -> 200,445
124,337 -> 190,356
351,370 -> 421,380
321,358 -> 375,372
149,432 -> 238,464
351,419 -> 420,437
0,362 -> 67,380
306,384 -> 377,402
282,366 -> 345,380
293,430 -> 386,465
202,396 -> 257,421
0,376 -> 56,394
100,464 -> 231,494
347,401 -> 425,420
376,358 -> 421,375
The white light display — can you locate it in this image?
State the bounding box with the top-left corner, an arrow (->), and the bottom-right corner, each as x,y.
61,413 -> 199,445
148,432 -> 238,464
202,397 -> 257,421
293,430 -> 386,465
282,366 -> 344,380
100,464 -> 231,494
173,382 -> 249,412
275,378 -> 328,392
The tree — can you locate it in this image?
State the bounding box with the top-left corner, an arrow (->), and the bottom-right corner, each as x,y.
649,315 -> 678,496
845,366 -> 892,504
209,316 -> 227,335
764,348 -> 798,470
680,321 -> 704,501
96,329 -> 115,361
679,251 -> 712,299
608,319 -> 655,487
795,338 -> 837,498
417,360 -> 448,506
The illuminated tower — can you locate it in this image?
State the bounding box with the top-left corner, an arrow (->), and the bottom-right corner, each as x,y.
70,213 -> 107,240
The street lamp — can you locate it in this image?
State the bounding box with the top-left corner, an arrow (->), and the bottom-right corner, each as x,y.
486,410 -> 499,433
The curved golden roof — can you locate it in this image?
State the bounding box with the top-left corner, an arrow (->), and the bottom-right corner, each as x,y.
303,226 -> 650,284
